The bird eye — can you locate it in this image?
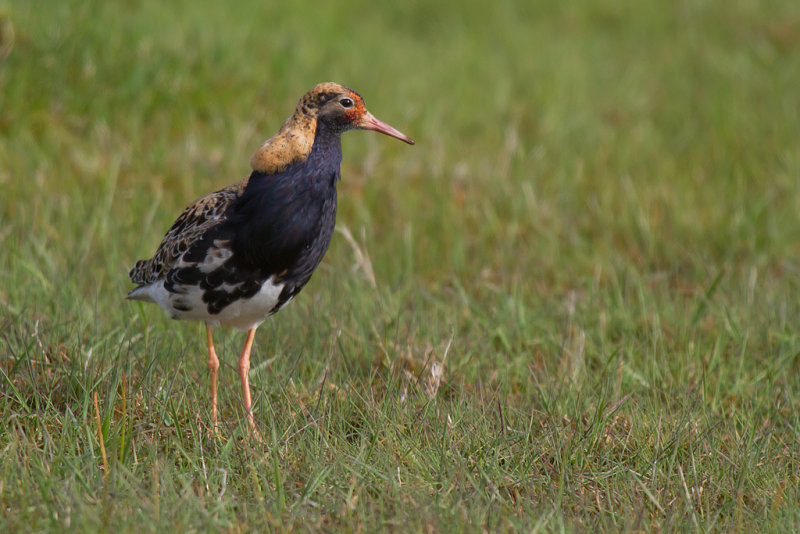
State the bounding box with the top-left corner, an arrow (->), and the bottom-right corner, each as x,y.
340,98 -> 354,108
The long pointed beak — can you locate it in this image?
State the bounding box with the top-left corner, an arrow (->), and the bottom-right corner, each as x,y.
359,111 -> 415,145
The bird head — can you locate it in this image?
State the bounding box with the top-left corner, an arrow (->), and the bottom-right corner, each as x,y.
305,83 -> 415,145
251,83 -> 414,174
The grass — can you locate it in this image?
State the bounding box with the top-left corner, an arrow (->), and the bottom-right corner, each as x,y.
1,0 -> 800,531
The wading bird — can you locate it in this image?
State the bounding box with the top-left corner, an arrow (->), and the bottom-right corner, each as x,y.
127,83 -> 414,436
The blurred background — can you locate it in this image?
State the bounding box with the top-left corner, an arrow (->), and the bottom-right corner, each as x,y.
3,0 -> 799,379
1,0 -> 799,530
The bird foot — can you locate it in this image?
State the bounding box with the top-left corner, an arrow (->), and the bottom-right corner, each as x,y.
246,420 -> 266,443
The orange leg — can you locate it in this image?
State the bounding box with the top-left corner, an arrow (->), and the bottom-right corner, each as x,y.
237,327 -> 261,438
206,325 -> 220,431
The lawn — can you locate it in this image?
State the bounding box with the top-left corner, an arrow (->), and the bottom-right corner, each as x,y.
1,0 -> 799,531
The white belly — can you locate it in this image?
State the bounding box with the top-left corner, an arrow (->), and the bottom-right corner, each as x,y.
130,276 -> 288,332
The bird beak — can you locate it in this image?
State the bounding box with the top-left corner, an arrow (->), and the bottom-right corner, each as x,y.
359,111 -> 415,145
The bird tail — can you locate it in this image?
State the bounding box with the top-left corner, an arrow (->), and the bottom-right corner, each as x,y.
126,285 -> 155,302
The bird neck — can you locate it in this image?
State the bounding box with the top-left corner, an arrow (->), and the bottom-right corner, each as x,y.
249,112 -> 317,175
244,119 -> 343,194
306,120 -> 343,173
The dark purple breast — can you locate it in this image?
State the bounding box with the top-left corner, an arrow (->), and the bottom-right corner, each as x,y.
168,126 -> 344,316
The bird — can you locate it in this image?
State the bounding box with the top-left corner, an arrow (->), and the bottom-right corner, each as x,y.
127,82 -> 414,437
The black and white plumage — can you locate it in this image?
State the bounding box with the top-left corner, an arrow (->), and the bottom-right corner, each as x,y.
127,82 -> 414,436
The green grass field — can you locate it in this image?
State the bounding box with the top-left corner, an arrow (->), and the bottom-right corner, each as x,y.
2,0 -> 799,531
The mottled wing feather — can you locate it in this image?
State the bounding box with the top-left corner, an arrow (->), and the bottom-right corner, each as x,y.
129,178 -> 247,284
